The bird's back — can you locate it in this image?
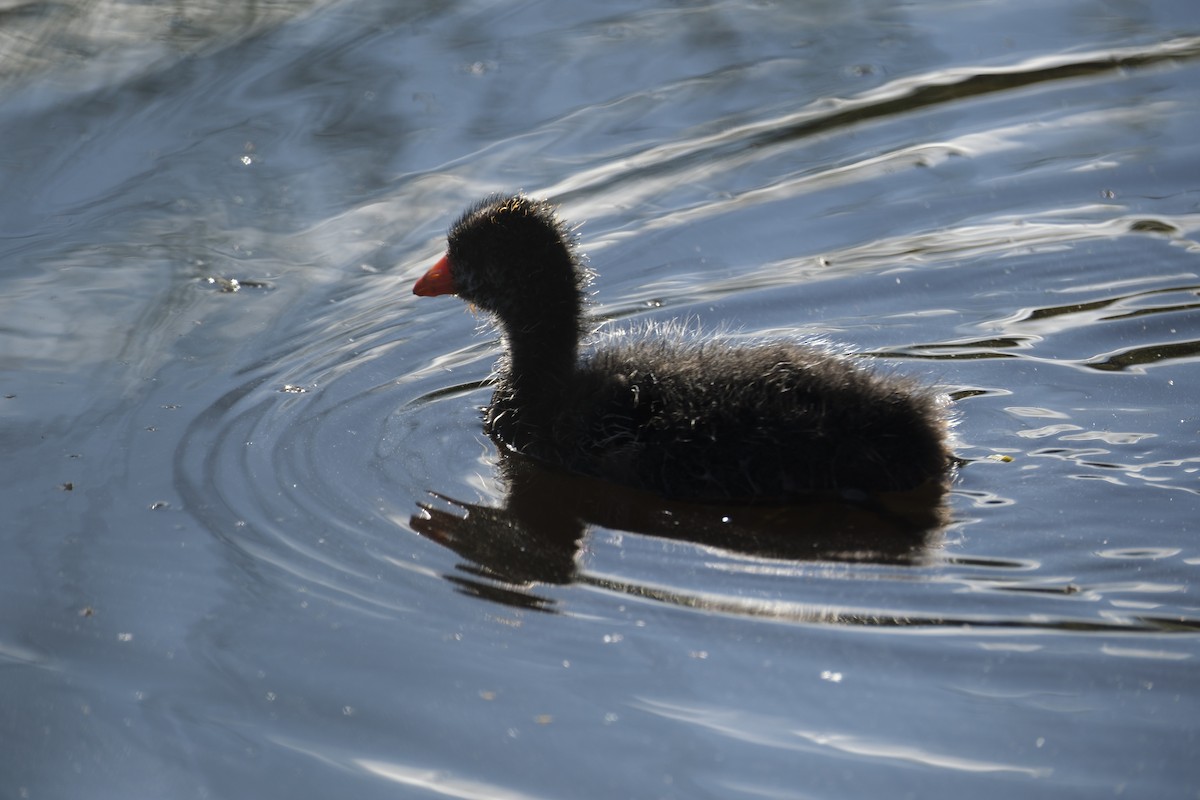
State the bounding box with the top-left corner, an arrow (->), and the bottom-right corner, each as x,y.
551,337 -> 951,501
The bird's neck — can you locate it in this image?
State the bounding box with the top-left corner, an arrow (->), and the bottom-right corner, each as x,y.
486,287 -> 585,453
502,322 -> 579,406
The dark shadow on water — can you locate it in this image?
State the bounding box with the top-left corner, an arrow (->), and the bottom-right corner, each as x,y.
410,449 -> 951,612
408,460 -> 1200,633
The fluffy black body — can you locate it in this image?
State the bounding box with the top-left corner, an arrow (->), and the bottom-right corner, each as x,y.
429,195 -> 951,502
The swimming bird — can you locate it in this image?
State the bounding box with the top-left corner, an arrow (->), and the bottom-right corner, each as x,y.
413,194 -> 951,503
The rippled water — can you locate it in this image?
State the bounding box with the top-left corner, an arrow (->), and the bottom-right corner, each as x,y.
3,0 -> 1199,797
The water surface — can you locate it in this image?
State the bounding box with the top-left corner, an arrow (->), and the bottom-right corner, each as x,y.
3,1 -> 1199,798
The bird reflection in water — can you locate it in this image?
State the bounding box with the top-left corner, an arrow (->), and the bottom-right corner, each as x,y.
410,451 -> 950,612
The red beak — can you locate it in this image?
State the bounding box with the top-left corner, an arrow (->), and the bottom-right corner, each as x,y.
413,254 -> 457,297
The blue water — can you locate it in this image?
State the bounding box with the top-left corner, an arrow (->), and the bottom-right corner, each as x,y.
3,1 -> 1199,798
